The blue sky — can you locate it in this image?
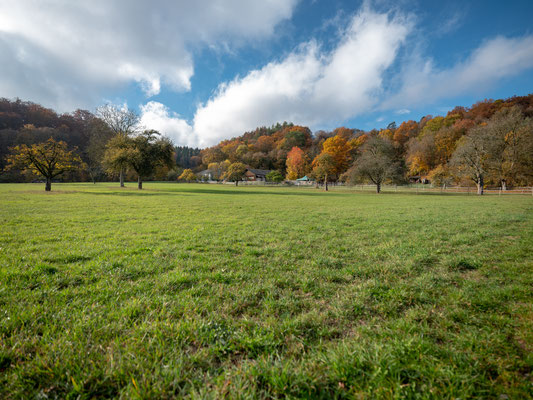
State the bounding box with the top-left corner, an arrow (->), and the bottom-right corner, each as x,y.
1,0 -> 532,147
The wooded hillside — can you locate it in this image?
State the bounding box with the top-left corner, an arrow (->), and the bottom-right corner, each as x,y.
1,95 -> 532,188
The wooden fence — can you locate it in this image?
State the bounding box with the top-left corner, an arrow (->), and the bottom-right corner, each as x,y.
213,180 -> 533,195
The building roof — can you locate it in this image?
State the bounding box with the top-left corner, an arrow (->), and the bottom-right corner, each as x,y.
247,169 -> 271,176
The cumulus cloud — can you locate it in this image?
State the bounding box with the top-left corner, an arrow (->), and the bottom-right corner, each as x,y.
185,8 -> 412,146
140,102 -> 196,147
383,35 -> 533,110
137,9 -> 533,147
0,0 -> 297,110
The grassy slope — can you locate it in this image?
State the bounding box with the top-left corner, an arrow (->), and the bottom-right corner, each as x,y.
0,183 -> 531,399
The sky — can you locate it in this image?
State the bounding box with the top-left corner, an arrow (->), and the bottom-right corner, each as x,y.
1,0 -> 533,147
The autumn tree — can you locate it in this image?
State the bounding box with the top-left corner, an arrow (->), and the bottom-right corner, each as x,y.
427,165 -> 453,187
256,135 -> 275,152
96,104 -> 141,187
484,106 -> 533,189
333,127 -> 356,140
346,136 -> 401,193
393,120 -> 419,146
406,134 -> 436,177
6,138 -> 83,191
321,135 -> 351,176
201,146 -> 225,165
207,160 -> 230,180
179,169 -> 197,182
311,153 -> 336,191
222,162 -> 247,186
285,146 -> 308,180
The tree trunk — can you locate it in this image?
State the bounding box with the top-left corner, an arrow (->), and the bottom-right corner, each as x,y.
119,168 -> 125,187
376,182 -> 381,194
138,176 -> 142,190
477,175 -> 484,195
45,177 -> 51,192
324,174 -> 328,191
501,179 -> 507,191
235,180 -> 238,186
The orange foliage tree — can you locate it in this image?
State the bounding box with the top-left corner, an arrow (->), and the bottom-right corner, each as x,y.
321,135 -> 351,176
285,146 -> 309,180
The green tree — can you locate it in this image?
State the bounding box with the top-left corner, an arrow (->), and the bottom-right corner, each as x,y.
222,162 -> 247,186
96,104 -> 140,187
266,170 -> 284,183
6,138 -> 83,191
102,135 -> 136,184
128,130 -> 174,190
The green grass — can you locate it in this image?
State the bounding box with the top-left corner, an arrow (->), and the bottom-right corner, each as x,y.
1,182 -> 532,399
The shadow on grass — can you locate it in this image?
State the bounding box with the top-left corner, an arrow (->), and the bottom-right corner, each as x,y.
79,185 -> 487,198
82,186 -> 341,197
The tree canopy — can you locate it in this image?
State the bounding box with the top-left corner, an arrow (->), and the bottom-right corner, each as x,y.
6,138 -> 83,191
2,95 -> 533,191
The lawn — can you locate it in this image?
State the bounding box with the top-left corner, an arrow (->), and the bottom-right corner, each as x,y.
0,183 -> 532,399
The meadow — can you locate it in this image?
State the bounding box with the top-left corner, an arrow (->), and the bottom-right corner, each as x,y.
0,182 -> 531,399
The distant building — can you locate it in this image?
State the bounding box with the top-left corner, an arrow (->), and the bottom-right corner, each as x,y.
408,175 -> 430,184
244,169 -> 271,181
197,169 -> 214,180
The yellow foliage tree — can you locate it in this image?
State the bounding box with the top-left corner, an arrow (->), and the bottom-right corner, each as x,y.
321,135 -> 351,176
6,138 -> 83,191
179,169 -> 197,182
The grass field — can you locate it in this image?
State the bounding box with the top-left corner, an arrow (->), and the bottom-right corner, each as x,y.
1,182 -> 532,399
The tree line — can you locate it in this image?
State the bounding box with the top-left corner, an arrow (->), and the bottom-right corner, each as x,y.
1,95 -> 532,193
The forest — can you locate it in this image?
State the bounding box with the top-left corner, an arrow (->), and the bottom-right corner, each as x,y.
1,94 -> 532,193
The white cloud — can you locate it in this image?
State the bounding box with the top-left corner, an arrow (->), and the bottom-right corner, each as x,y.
137,9 -> 533,147
187,8 -> 412,146
140,102 -> 196,147
395,109 -> 410,115
383,35 -> 533,110
0,0 -> 297,110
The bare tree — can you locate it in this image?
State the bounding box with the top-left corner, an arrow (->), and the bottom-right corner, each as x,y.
96,104 -> 141,187
452,108 -> 533,193
346,136 -> 402,193
450,126 -> 492,195
484,106 -> 532,189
